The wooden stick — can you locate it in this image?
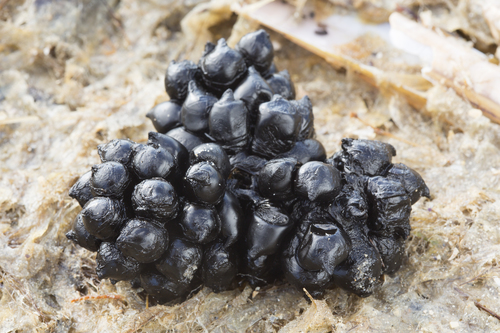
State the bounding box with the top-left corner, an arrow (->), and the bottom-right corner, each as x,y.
474,301 -> 500,322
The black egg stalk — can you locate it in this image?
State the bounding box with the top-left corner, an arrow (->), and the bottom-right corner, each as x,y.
201,241 -> 238,292
67,29 -> 430,304
266,62 -> 278,77
217,191 -> 243,248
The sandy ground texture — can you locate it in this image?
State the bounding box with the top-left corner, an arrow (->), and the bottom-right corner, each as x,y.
1,0 -> 500,332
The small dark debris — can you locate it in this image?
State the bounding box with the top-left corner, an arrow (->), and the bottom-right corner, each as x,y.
315,27 -> 328,35
315,23 -> 328,35
75,283 -> 88,296
28,87 -> 51,102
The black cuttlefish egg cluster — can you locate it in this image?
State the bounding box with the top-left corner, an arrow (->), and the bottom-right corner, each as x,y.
67,30 -> 430,303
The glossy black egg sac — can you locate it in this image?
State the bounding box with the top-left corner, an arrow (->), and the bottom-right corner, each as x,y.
294,162 -> 342,202
336,138 -> 396,176
199,38 -> 247,94
96,242 -> 141,281
146,101 -> 182,134
208,89 -> 249,153
147,132 -> 189,188
189,143 -> 231,179
366,176 -> 411,238
90,161 -> 130,198
155,238 -> 202,283
329,192 -> 384,297
164,60 -> 200,102
181,81 -> 218,133
266,62 -> 277,77
330,182 -> 368,224
98,139 -> 136,167
280,207 -> 341,296
229,151 -> 267,175
257,158 -> 297,201
140,270 -> 191,303
66,212 -> 101,252
116,219 -> 168,263
132,143 -> 176,180
131,178 -> 178,222
245,202 -> 294,277
233,66 -> 273,118
291,96 -> 314,140
184,162 -> 225,205
386,163 -> 431,204
217,191 -> 243,247
166,126 -> 205,152
81,197 -> 126,240
370,234 -> 405,275
282,233 -> 334,298
148,132 -> 189,171
296,223 -> 350,275
331,231 -> 384,298
235,29 -> 274,75
251,95 -> 301,158
279,139 -> 326,164
201,242 -> 238,292
69,170 -> 94,207
266,69 -> 296,100
180,203 -> 221,244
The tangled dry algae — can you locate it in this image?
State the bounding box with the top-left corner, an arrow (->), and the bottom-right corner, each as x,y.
2,0 -> 500,331
66,29 -> 430,303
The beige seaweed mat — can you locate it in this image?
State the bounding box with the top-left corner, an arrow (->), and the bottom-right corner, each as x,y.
1,0 -> 500,332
